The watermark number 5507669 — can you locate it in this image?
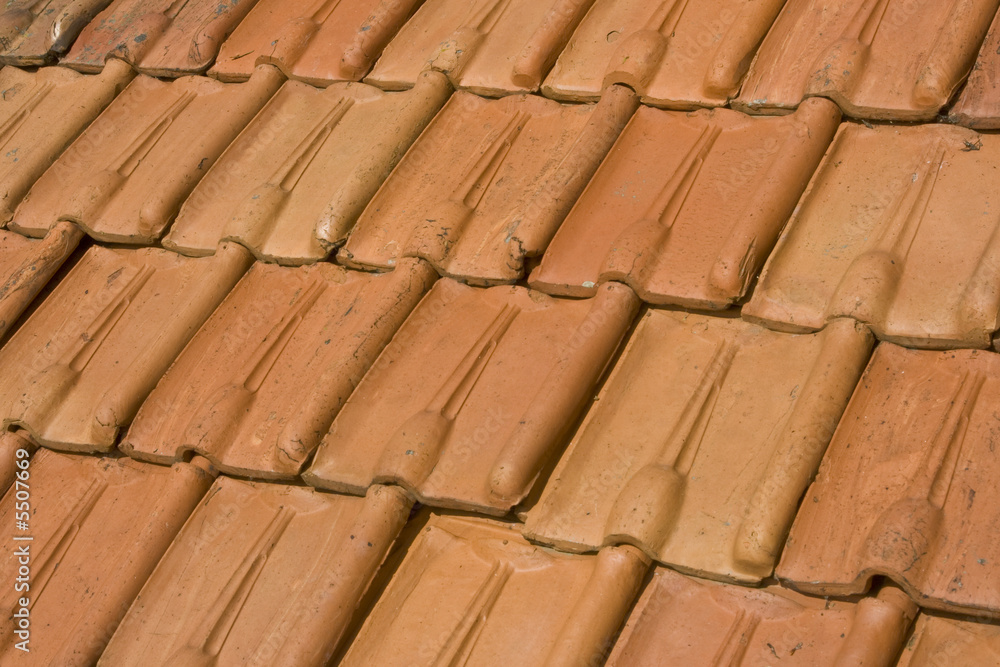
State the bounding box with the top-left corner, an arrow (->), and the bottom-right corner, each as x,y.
12,446 -> 31,653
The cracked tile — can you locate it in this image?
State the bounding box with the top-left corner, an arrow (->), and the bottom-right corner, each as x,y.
523,310 -> 873,583
607,567 -> 917,666
163,72 -> 451,264
529,98 -> 841,308
778,343 -> 1000,618
744,122 -> 1000,349
123,258 -> 437,479
11,65 -> 283,244
339,87 -> 637,284
210,0 -> 422,85
899,613 -> 1000,666
62,0 -> 262,76
101,478 -> 411,667
734,0 -> 999,120
366,0 -> 595,95
542,0 -> 785,108
340,513 -> 649,667
0,60 -> 133,226
950,8 -> 1000,129
0,0 -> 112,65
0,243 -> 252,452
304,278 -> 639,514
0,449 -> 215,665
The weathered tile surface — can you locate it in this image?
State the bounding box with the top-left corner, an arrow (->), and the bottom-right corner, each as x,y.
529,97 -> 840,308
898,613 -> 1000,666
0,0 -> 112,65
0,449 -> 214,665
607,568 -> 917,666
524,310 -> 873,583
542,0 -> 785,108
101,479 -> 411,667
123,259 -> 437,479
735,0 -> 999,119
304,278 -> 639,514
12,65 -> 283,244
339,86 -> 637,284
778,343 -> 1000,618
340,513 -> 650,667
0,60 -> 133,226
950,8 -> 1000,129
163,72 -> 451,264
366,0 -> 595,95
62,0 -> 261,76
0,243 -> 251,451
744,122 -> 1000,349
210,0 -> 421,85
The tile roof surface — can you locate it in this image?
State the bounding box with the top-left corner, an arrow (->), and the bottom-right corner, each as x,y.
0,1 -> 996,665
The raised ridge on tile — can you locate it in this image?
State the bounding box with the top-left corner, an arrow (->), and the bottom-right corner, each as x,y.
0,224 -> 85,340
541,0 -> 785,108
898,613 -> 1000,666
744,122 -> 1000,350
523,309 -> 873,583
0,242 -> 252,452
607,567 -> 917,666
0,448 -> 215,665
61,0 -> 261,76
11,65 -> 283,244
0,0 -> 112,65
163,72 -> 452,264
365,0 -> 596,96
122,258 -> 437,479
340,513 -> 650,667
0,60 -> 133,225
303,278 -> 639,514
339,86 -> 638,284
209,0 -> 422,85
735,0 -> 1000,120
100,478 -> 412,667
950,8 -> 1000,129
777,343 -> 1000,618
529,97 -> 841,308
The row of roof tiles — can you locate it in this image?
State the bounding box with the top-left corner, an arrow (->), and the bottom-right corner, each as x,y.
1,440 -> 997,665
4,62 -> 1000,348
2,0 -> 1000,122
3,230 -> 1000,620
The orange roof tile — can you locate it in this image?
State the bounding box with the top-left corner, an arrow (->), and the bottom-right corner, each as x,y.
0,0 -> 109,65
778,343 -> 1000,618
898,613 -> 1000,665
950,8 -> 1000,129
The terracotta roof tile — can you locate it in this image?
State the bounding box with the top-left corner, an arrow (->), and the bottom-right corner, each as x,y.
0,0 -> 112,65
339,86 -> 638,284
10,65 -> 283,244
528,97 -> 841,308
339,513 -> 649,666
735,0 -> 999,120
950,8 -> 1000,129
0,430 -> 33,494
607,567 -> 917,666
100,478 -> 411,666
0,243 -> 251,451
744,121 -> 1000,350
209,0 -> 421,85
304,278 -> 639,513
61,0 -> 261,76
541,0 -> 785,108
365,0 -> 594,95
523,310 -> 873,583
777,343 -> 1000,618
163,72 -> 452,264
122,258 -> 436,479
0,60 -> 133,226
899,613 -> 1000,666
0,449 -> 214,665
0,224 -> 84,340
